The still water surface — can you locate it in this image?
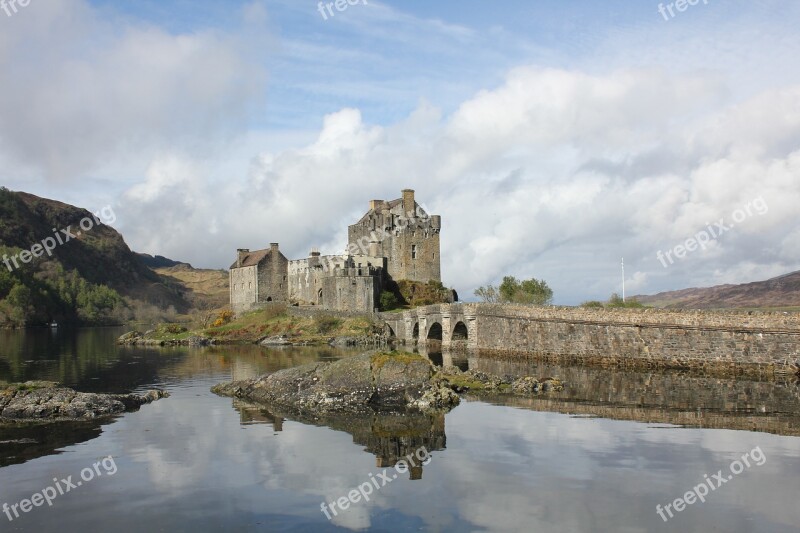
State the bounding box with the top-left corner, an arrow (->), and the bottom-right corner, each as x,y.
0,328 -> 799,532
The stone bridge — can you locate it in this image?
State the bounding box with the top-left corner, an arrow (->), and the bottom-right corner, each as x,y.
381,303 -> 477,350
379,303 -> 800,377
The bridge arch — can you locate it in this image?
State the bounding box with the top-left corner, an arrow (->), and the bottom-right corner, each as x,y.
427,322 -> 443,341
412,322 -> 419,340
385,324 -> 396,338
452,321 -> 468,341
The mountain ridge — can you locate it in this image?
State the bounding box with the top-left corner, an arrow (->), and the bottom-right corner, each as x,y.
634,270 -> 800,309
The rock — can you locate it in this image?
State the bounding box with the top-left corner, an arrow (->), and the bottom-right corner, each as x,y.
117,330 -> 213,347
117,331 -> 143,344
185,335 -> 214,346
212,352 -> 459,413
464,369 -> 503,390
511,377 -> 540,394
541,378 -> 565,392
260,335 -> 291,346
329,335 -> 389,347
0,382 -> 169,423
441,365 -> 463,375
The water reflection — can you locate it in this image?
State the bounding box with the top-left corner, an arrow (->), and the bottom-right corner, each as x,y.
0,329 -> 364,467
416,346 -> 800,437
226,398 -> 446,478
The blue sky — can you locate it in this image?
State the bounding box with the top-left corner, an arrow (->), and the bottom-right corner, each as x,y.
1,0 -> 799,304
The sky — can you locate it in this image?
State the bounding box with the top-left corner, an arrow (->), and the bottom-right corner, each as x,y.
1,0 -> 799,305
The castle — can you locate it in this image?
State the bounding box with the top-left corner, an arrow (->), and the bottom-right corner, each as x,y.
230,189 -> 441,313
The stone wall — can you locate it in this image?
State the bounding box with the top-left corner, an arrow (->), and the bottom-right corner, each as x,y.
382,304 -> 800,376
257,246 -> 288,304
287,306 -> 378,320
230,265 -> 258,311
322,268 -> 381,312
471,305 -> 799,375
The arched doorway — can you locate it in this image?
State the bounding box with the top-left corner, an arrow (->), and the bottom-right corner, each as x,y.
318,289 -> 323,306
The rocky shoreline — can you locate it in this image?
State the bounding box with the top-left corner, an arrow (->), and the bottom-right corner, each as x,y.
118,330 -> 216,346
213,351 -> 459,414
0,382 -> 169,423
212,351 -> 566,417
119,330 -> 391,348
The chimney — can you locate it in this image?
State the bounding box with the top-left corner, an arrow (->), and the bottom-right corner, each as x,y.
270,243 -> 279,254
309,248 -> 321,268
402,189 -> 415,216
237,248 -> 249,267
370,200 -> 385,211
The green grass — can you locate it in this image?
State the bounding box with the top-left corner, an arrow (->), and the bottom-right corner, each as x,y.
200,307 -> 378,344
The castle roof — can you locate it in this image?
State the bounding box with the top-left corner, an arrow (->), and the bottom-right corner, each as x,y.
230,248 -> 273,269
353,198 -> 424,225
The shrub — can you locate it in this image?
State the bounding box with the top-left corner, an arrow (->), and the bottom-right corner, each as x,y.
211,310 -> 235,328
314,314 -> 341,334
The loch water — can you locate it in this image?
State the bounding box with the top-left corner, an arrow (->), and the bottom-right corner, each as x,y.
0,328 -> 799,532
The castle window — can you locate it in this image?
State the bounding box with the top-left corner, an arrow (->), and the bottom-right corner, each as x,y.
248,282 -> 252,289
412,245 -> 417,259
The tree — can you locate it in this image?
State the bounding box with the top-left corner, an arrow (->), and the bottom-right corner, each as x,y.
498,276 -> 553,305
379,290 -> 399,311
474,285 -> 499,303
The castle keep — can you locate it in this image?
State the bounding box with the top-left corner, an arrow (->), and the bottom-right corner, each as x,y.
230,190 -> 441,313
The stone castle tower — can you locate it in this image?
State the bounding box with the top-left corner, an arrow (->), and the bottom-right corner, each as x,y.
230,189 -> 441,313
347,189 -> 441,283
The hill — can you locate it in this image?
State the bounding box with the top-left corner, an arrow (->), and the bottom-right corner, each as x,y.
153,264 -> 229,311
0,188 -> 190,326
137,253 -> 191,269
634,270 -> 800,309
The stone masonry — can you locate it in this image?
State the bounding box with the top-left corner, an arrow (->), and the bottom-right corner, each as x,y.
381,304 -> 800,377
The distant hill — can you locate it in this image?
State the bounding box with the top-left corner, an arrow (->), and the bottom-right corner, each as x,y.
137,253 -> 191,269
634,271 -> 800,309
154,264 -> 229,311
0,188 -> 191,326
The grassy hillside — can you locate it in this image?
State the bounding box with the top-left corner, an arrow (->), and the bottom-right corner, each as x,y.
0,188 -> 190,327
142,306 -> 380,345
635,271 -> 800,309
154,264 -> 229,312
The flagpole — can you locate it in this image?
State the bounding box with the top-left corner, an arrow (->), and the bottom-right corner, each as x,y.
622,257 -> 625,303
